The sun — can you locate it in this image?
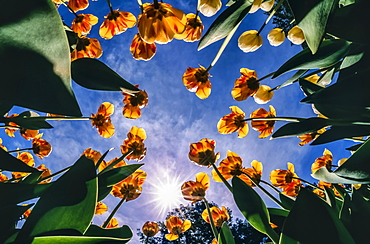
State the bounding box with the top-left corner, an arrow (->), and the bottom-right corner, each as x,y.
151,173 -> 184,217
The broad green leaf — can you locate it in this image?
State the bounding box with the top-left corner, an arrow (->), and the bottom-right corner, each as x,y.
340,44 -> 364,70
311,125 -> 370,145
71,58 -> 139,92
98,164 -> 143,187
272,39 -> 351,78
281,188 -> 355,244
198,0 -> 252,50
299,78 -> 324,96
268,208 -> 289,218
277,69 -> 308,89
0,103 -> 13,116
232,177 -> 275,238
0,0 -> 81,116
4,111 -> 53,130
272,118 -> 330,138
85,225 -> 132,242
0,148 -> 39,173
0,182 -> 51,207
29,236 -> 129,244
289,0 -> 336,54
323,186 -> 343,214
268,208 -> 289,233
20,171 -> 44,184
218,222 -> 235,244
317,67 -> 335,86
345,143 -> 362,152
326,1 -> 370,44
279,193 -> 295,210
95,148 -> 113,171
0,204 -> 32,233
97,186 -> 112,202
17,156 -> 97,240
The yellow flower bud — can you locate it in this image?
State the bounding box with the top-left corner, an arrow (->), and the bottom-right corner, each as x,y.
249,0 -> 262,13
238,30 -> 262,53
267,28 -> 285,46
199,0 -> 222,17
253,85 -> 274,104
287,26 -> 305,45
260,0 -> 274,11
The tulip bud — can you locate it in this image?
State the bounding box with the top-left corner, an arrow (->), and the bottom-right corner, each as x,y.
253,85 -> 274,104
199,0 -> 222,17
238,30 -> 262,53
260,0 -> 274,11
287,26 -> 305,45
267,28 -> 285,46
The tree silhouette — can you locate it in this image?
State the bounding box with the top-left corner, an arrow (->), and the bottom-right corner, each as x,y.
137,202 -> 267,243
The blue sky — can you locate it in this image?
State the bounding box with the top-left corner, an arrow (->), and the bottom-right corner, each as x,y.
2,0 -> 356,242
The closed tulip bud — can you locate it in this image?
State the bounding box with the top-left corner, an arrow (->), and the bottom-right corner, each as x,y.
287,26 -> 305,45
238,30 -> 262,53
199,0 -> 222,17
253,85 -> 274,104
249,0 -> 262,13
267,28 -> 285,46
260,0 -> 274,11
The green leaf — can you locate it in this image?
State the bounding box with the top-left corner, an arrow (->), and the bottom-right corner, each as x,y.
272,39 -> 351,78
17,156 -> 97,240
267,208 -> 289,233
98,164 -> 143,187
0,0 -> 81,116
0,148 -> 39,173
279,193 -> 295,210
198,0 -> 252,50
0,182 -> 51,207
277,69 -> 308,89
345,143 -> 362,151
311,125 -> 370,145
85,225 -> 132,242
289,0 -> 336,54
281,188 -> 355,244
4,111 -> 53,130
0,204 -> 32,233
299,78 -> 324,96
71,58 -> 139,92
218,222 -> 235,244
340,44 -> 364,70
97,186 -> 112,202
272,117 -> 330,138
232,177 -> 273,235
29,236 -> 129,244
20,171 -> 44,184
317,66 -> 335,86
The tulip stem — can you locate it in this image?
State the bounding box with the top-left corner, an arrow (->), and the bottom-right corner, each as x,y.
153,0 -> 159,9
102,197 -> 126,228
291,177 -> 318,189
241,172 -> 285,209
137,0 -> 144,12
257,71 -> 275,83
205,22 -> 242,73
0,125 -> 21,129
37,166 -> 71,183
265,0 -> 286,25
61,1 -> 79,18
241,117 -> 302,122
7,148 -> 33,153
260,180 -> 281,194
106,0 -> 114,13
210,161 -> 233,193
203,198 -> 219,241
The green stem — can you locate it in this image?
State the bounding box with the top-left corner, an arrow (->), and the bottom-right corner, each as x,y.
61,1 -> 79,17
203,198 -> 219,241
257,71 -> 275,83
8,148 -> 33,153
292,177 -> 317,189
241,117 -> 302,122
37,166 -> 71,183
241,172 -> 285,209
265,227 -> 280,244
102,197 -> 126,228
137,0 -> 144,12
205,22 -> 242,72
153,0 -> 159,9
210,162 -> 233,193
265,0 -> 286,25
260,180 -> 281,194
106,0 -> 114,13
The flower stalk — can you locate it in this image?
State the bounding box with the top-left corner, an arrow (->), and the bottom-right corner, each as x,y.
7,148 -> 33,153
102,196 -> 126,228
241,117 -> 302,122
203,198 -> 219,241
210,161 -> 233,192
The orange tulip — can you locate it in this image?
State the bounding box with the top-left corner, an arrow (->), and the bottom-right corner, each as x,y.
91,102 -> 115,138
217,106 -> 248,138
100,10 -> 136,39
182,65 -> 211,99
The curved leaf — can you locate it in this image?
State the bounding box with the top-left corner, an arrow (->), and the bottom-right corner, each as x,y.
272,117 -> 330,138
311,125 -> 370,145
198,0 -> 252,50
277,69 -> 308,89
98,164 -> 143,187
272,39 -> 351,78
289,0 -> 336,54
281,188 -> 355,244
0,148 -> 39,173
0,0 -> 81,116
218,222 -> 235,244
5,111 -> 53,130
17,156 -> 97,240
299,78 -> 324,96
29,236 -> 129,244
71,58 -> 139,92
85,225 -> 132,242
